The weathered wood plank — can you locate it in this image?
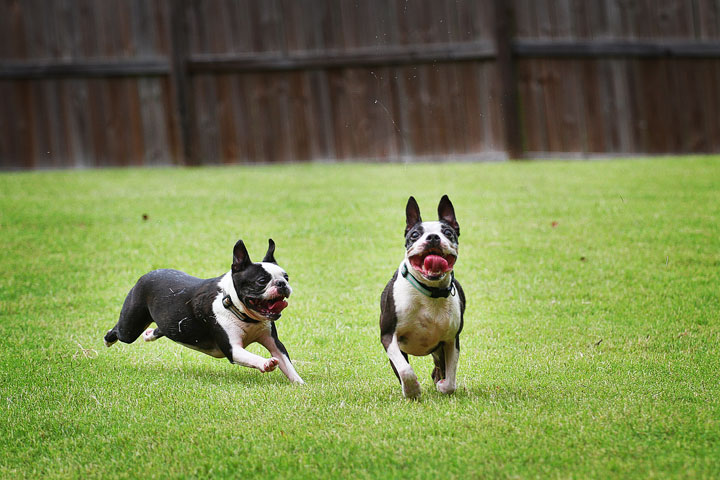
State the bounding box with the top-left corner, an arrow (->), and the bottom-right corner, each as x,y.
0,60 -> 169,79
495,0 -> 523,158
513,39 -> 720,57
125,78 -> 146,166
169,0 -> 195,165
186,42 -> 497,72
0,82 -> 20,168
87,79 -> 109,167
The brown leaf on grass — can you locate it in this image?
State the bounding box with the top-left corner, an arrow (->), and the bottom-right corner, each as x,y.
73,340 -> 98,360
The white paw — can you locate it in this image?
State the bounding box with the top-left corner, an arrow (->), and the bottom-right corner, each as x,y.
142,328 -> 156,342
399,370 -> 421,399
260,357 -> 279,373
436,379 -> 456,395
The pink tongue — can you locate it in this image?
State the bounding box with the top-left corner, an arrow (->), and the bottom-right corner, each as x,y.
424,254 -> 449,273
267,300 -> 288,313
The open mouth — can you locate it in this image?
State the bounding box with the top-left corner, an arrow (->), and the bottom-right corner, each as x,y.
245,295 -> 288,320
408,248 -> 456,280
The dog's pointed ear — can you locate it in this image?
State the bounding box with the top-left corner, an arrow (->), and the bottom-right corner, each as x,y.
405,196 -> 422,235
262,238 -> 277,264
232,239 -> 252,272
438,195 -> 459,236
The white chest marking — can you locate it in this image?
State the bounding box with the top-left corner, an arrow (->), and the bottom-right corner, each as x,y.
214,273 -> 271,349
392,265 -> 461,356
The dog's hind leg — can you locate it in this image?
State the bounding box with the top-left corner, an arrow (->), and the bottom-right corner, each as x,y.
431,344 -> 446,384
435,338 -> 459,394
103,329 -> 118,347
142,328 -> 164,342
104,285 -> 153,346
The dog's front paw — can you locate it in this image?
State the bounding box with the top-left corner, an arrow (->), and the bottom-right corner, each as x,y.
399,370 -> 421,400
402,379 -> 421,399
435,379 -> 456,395
259,357 -> 279,373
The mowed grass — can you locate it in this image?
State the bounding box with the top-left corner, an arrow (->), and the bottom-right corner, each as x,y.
1,157 -> 719,479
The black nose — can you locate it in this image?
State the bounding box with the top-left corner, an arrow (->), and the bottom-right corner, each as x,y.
426,234 -> 440,245
273,279 -> 290,295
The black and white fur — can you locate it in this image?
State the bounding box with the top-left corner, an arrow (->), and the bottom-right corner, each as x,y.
380,195 -> 465,399
104,239 -> 304,384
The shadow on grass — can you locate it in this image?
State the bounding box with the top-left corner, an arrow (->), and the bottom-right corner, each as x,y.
116,360 -> 303,388
370,380 -> 548,407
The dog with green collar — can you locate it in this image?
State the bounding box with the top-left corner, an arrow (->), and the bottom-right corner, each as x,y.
379,195 -> 466,399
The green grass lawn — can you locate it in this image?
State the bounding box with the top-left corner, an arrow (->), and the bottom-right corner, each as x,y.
1,157 -> 719,479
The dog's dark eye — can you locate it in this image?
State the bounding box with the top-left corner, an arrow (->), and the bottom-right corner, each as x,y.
283,273 -> 289,281
255,279 -> 266,287
442,228 -> 454,238
410,231 -> 420,240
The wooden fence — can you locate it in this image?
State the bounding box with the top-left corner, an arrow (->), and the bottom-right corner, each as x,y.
1,0 -> 720,169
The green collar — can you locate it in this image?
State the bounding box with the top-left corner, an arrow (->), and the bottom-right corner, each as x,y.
400,263 -> 455,298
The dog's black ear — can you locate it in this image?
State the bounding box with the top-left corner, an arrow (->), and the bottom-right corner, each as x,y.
405,196 -> 422,235
232,239 -> 252,272
437,195 -> 459,236
262,238 -> 277,264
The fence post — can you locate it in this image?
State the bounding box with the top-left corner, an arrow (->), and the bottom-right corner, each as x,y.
494,0 -> 523,159
169,0 -> 196,166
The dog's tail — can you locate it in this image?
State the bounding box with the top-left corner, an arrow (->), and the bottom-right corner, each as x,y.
104,328 -> 118,347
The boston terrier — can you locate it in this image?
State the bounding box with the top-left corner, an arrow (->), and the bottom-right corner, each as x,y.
380,195 -> 465,399
104,239 -> 304,384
